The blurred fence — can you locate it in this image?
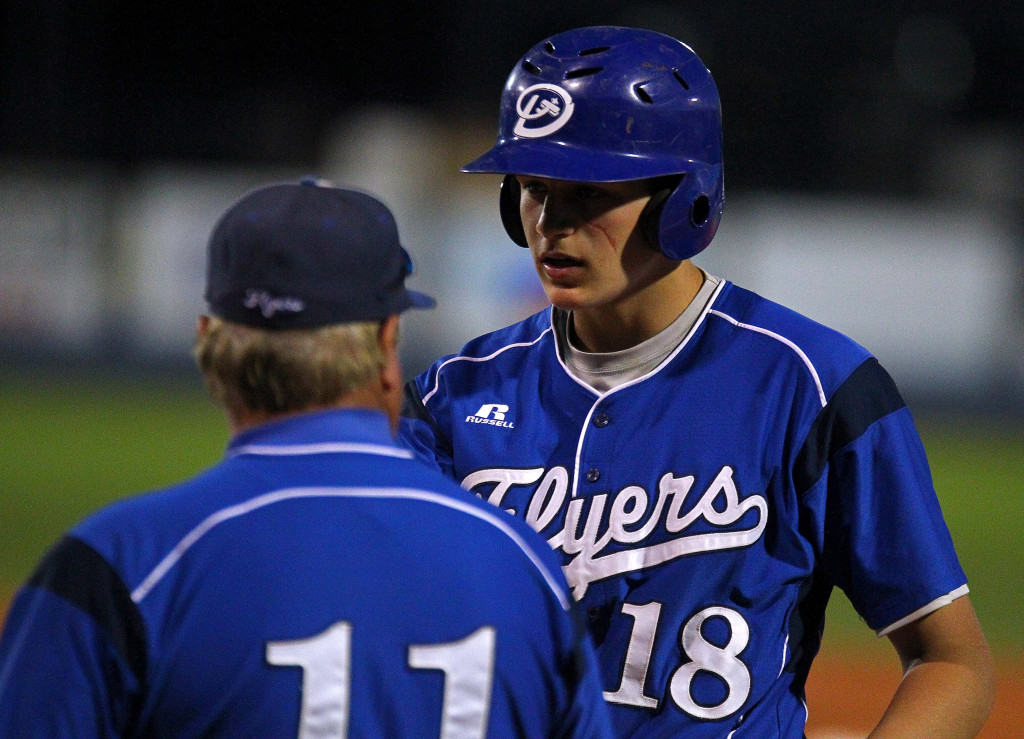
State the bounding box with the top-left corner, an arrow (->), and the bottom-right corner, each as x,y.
2,108 -> 1023,414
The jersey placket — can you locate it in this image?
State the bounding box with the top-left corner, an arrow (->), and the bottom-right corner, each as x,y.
573,397 -> 618,500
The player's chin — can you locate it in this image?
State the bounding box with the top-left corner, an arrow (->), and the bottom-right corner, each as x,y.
542,284 -> 591,312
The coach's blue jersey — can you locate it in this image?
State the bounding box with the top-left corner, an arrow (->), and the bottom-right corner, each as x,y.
400,281 -> 968,738
0,408 -> 613,739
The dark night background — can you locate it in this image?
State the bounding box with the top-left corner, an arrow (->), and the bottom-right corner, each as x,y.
3,1 -> 1022,196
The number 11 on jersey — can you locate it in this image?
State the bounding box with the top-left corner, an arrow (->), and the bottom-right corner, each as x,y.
267,622 -> 496,738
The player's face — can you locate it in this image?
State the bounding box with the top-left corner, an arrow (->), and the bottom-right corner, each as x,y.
516,176 -> 676,315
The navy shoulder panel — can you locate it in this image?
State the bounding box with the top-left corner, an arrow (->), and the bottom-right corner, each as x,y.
794,357 -> 906,495
402,378 -> 433,424
28,535 -> 147,683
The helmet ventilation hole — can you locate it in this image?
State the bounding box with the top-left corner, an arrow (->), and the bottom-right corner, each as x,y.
634,84 -> 654,104
579,46 -> 611,56
522,60 -> 542,76
544,41 -> 556,53
673,70 -> 690,90
691,195 -> 710,226
565,67 -> 603,79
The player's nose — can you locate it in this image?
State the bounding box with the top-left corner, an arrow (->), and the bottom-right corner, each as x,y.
534,193 -> 579,240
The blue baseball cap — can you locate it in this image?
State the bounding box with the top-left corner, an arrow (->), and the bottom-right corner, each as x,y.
205,178 -> 435,329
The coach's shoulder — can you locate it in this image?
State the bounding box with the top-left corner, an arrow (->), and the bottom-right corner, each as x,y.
415,463 -> 570,587
68,465 -> 236,584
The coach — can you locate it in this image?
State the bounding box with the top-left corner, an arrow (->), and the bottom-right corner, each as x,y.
0,179 -> 613,738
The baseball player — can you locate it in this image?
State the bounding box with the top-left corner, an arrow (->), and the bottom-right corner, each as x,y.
400,26 -> 995,737
0,180 -> 615,738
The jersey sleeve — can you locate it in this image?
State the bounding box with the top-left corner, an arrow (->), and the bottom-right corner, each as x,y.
799,358 -> 968,634
399,374 -> 455,478
0,536 -> 145,737
505,517 -> 614,739
557,602 -> 616,738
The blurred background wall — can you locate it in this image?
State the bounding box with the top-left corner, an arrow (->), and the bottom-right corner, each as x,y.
2,1 -> 1023,414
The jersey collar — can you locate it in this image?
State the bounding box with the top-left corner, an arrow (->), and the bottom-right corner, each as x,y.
225,407 -> 401,458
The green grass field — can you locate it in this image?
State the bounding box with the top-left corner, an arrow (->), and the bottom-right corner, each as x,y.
2,373 -> 1022,653
1,374 -> 228,587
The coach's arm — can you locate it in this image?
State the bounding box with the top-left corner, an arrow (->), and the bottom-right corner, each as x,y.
872,595 -> 994,737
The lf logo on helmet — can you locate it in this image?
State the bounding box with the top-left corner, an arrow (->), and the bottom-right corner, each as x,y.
513,84 -> 574,139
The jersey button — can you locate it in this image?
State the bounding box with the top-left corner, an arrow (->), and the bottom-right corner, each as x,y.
586,468 -> 600,482
593,413 -> 610,428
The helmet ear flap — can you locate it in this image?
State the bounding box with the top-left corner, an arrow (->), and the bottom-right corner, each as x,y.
646,168 -> 723,261
638,186 -> 673,252
499,175 -> 528,247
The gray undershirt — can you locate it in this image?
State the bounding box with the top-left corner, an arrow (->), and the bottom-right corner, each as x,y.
555,270 -> 722,393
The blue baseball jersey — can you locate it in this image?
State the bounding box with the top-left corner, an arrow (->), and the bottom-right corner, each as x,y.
0,408 -> 614,739
400,280 -> 969,737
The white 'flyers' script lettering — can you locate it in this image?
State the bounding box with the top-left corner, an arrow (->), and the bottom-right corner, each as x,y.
461,465 -> 767,599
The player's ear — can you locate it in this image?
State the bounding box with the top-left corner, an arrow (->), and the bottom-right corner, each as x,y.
499,175 -> 528,247
196,314 -> 212,338
637,175 -> 683,253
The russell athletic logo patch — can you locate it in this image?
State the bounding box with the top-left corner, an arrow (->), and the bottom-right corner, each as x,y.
466,404 -> 515,429
513,84 -> 574,139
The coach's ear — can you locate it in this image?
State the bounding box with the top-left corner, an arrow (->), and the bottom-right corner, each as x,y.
378,315 -> 403,431
196,314 -> 212,338
378,315 -> 400,360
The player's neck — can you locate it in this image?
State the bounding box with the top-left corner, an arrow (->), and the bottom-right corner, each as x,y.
572,261 -> 704,353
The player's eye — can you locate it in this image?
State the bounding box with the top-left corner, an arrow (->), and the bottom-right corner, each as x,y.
574,186 -> 606,201
518,179 -> 546,197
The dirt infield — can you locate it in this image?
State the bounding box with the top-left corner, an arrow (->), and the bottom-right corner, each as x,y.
1,594 -> 1019,735
805,644 -> 1023,738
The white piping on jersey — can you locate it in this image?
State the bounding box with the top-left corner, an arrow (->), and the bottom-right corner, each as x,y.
708,310 -> 828,408
227,442 -> 413,459
422,327 -> 553,406
560,280 -> 728,499
875,583 -> 969,637
131,486 -> 571,611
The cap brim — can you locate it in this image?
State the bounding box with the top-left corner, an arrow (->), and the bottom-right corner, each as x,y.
405,289 -> 436,310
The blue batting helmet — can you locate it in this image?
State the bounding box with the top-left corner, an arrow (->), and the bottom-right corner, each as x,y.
462,26 -> 724,261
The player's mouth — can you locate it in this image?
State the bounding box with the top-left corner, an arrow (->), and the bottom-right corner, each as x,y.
539,252 -> 585,282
